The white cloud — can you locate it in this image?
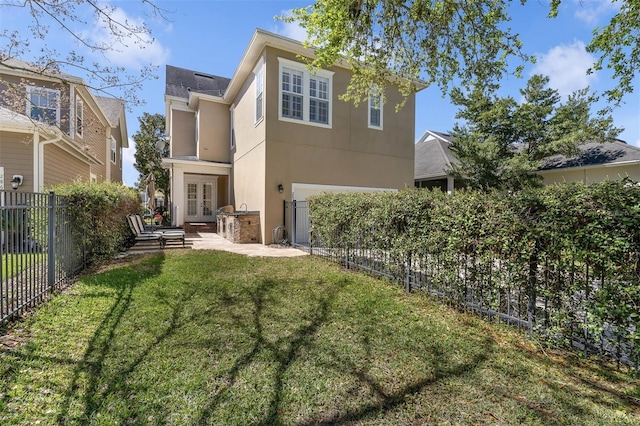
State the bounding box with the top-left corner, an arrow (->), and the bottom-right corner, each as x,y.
573,0 -> 620,25
272,10 -> 307,42
531,41 -> 597,97
87,5 -> 170,69
122,137 -> 138,187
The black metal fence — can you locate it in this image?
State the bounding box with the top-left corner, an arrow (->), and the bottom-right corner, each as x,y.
287,200 -> 638,367
284,200 -> 310,247
1,191 -> 85,325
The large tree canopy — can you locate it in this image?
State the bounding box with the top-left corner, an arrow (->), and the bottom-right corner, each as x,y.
287,0 -> 637,107
447,75 -> 620,191
133,113 -> 168,202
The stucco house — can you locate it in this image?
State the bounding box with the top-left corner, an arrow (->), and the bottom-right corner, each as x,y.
164,29 -> 422,244
0,59 -> 128,192
414,129 -> 640,191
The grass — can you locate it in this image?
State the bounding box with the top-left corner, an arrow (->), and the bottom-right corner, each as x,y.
1,253 -> 41,278
0,250 -> 638,425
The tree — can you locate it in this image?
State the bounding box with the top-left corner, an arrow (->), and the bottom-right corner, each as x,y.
447,75 -> 620,191
133,113 -> 168,205
287,1 -> 637,107
0,0 -> 165,106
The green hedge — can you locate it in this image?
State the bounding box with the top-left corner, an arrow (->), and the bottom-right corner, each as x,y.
48,181 -> 140,263
308,180 -> 640,367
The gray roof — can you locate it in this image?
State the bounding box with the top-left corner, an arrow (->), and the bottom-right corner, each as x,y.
414,130 -> 640,180
95,96 -> 123,127
165,65 -> 231,99
414,130 -> 458,179
540,139 -> 640,170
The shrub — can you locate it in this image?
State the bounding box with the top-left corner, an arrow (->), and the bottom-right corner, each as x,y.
47,181 -> 139,263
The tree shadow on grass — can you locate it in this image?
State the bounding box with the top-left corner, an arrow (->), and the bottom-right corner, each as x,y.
53,254 -> 176,424
194,274 -> 497,426
196,276 -> 342,425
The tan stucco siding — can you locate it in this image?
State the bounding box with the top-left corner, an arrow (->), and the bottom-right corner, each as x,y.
0,132 -> 34,191
541,164 -> 640,185
171,109 -> 196,157
258,47 -> 415,243
232,141 -> 266,241
232,56 -> 266,161
217,176 -> 229,207
43,144 -> 88,186
198,100 -> 230,163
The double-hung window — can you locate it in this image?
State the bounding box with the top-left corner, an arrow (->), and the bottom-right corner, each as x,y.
281,67 -> 303,120
254,59 -> 264,123
75,96 -> 84,137
279,58 -> 333,127
111,137 -> 117,164
368,87 -> 383,130
27,86 -> 60,125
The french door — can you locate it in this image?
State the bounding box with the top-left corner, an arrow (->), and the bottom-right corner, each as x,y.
184,176 -> 217,222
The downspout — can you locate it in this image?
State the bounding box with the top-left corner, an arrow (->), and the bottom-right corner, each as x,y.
35,129 -> 63,192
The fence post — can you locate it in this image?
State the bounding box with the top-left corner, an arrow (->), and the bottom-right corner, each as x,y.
291,200 -> 296,246
405,252 -> 412,293
48,191 -> 55,289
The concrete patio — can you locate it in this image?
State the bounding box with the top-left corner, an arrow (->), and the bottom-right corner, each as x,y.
127,231 -> 307,258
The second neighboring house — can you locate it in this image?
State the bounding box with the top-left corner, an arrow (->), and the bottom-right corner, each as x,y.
164,29 -> 423,244
0,59 -> 128,192
414,129 -> 640,191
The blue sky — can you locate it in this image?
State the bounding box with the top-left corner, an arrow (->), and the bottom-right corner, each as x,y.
3,0 -> 638,186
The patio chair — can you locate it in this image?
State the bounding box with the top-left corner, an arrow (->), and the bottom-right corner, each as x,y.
132,214 -> 186,248
126,215 -> 164,248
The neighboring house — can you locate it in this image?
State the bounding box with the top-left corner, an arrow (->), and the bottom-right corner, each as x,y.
164,29 -> 423,244
0,59 -> 128,192
414,130 -> 463,193
538,139 -> 640,184
414,129 -> 640,191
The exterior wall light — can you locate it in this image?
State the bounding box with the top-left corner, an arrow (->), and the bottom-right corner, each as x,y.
11,175 -> 23,190
277,184 -> 284,193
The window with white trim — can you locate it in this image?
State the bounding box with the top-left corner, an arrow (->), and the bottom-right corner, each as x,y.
75,96 -> 84,137
110,137 -> 116,164
254,59 -> 264,123
278,58 -> 333,127
27,86 -> 60,125
368,88 -> 383,129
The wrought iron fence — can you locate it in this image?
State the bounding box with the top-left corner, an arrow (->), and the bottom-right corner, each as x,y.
287,200 -> 638,367
1,191 -> 85,325
284,200 -> 310,247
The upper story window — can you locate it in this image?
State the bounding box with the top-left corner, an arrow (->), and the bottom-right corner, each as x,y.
278,57 -> 333,128
254,59 -> 264,123
27,86 -> 60,126
75,96 -> 84,137
110,137 -> 116,164
368,88 -> 383,130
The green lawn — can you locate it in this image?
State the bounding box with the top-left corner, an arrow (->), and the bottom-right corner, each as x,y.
0,250 -> 638,425
1,253 -> 40,278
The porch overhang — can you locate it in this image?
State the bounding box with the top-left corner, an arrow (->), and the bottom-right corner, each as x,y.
162,157 -> 232,175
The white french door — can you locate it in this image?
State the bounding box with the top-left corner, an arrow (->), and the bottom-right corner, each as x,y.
184,176 -> 217,222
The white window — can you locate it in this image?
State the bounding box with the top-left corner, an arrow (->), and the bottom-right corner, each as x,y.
254,59 -> 264,123
75,96 -> 84,137
110,137 -> 116,164
27,86 -> 60,125
368,88 -> 383,129
278,58 -> 333,128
